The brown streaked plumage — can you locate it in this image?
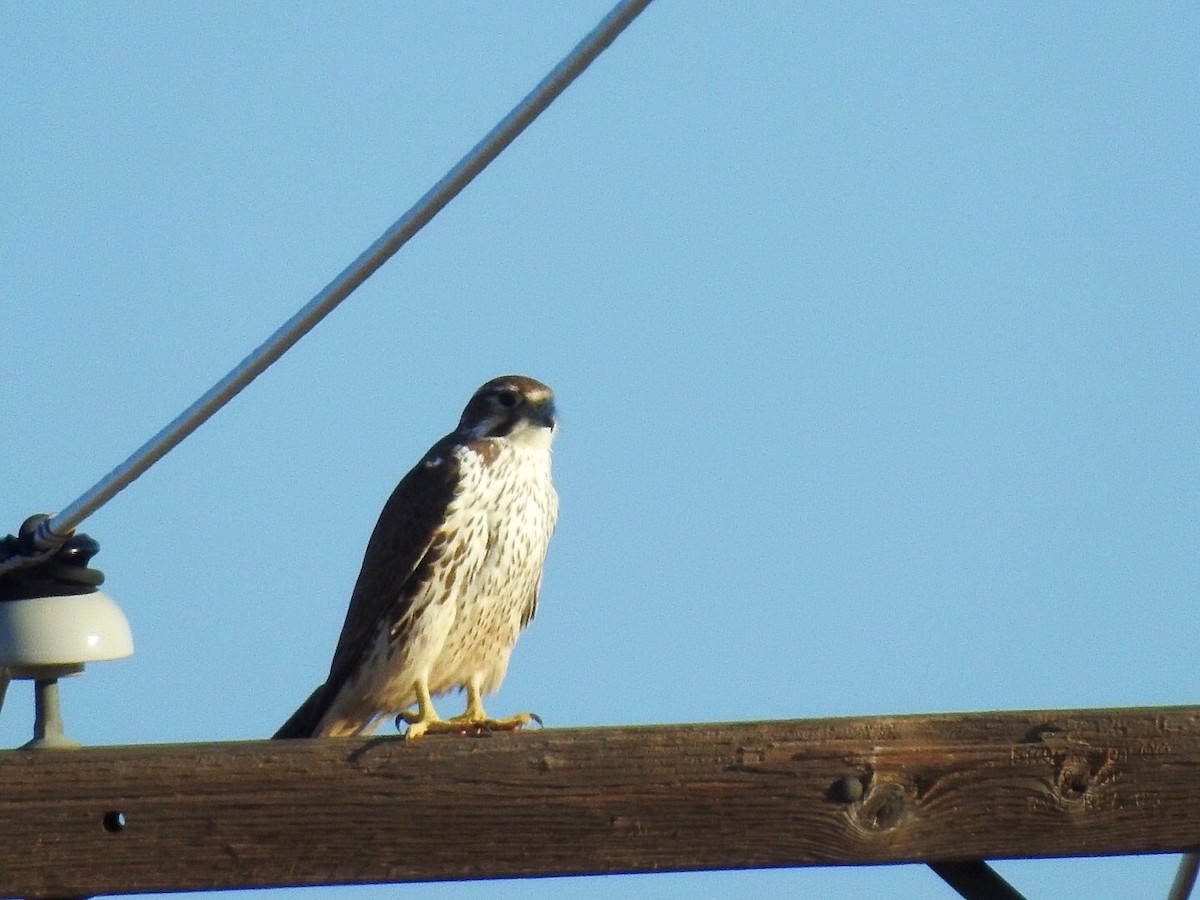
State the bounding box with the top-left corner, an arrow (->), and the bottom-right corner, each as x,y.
274,376 -> 558,739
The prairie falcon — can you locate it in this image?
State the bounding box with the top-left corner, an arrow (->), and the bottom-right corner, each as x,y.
274,375 -> 558,739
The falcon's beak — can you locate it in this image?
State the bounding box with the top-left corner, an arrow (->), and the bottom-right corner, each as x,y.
531,400 -> 557,430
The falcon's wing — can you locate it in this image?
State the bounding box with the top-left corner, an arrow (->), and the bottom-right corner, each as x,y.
323,438 -> 460,692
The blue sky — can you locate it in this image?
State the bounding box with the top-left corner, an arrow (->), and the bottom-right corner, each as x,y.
2,3 -> 1197,898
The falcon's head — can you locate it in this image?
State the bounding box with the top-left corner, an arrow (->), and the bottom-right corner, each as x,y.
457,376 -> 557,445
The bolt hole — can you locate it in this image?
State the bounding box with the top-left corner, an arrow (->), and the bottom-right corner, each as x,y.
102,810 -> 127,833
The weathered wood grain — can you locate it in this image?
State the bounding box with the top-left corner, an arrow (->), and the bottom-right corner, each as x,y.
2,706 -> 1199,898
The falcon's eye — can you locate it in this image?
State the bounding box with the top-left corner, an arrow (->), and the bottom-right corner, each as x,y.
495,389 -> 520,409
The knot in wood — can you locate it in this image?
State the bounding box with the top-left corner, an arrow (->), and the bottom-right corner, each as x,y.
850,779 -> 914,834
533,753 -> 563,772
1052,747 -> 1121,805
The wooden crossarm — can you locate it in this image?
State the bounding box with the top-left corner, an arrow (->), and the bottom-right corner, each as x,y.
2,706 -> 1199,898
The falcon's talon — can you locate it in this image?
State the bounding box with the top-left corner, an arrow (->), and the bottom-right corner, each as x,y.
399,712 -> 449,740
404,719 -> 436,740
395,685 -> 446,739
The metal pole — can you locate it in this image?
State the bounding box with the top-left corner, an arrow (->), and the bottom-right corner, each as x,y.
929,861 -> 1029,900
1170,855 -> 1199,900
32,0 -> 654,548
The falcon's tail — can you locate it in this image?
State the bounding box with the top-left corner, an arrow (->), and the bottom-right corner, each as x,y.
273,683 -> 329,739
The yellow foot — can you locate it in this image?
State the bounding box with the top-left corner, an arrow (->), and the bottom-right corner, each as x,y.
397,710 -> 542,738
395,708 -> 444,740
450,711 -> 543,734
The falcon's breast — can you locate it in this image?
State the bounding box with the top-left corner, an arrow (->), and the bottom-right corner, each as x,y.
422,432 -> 558,697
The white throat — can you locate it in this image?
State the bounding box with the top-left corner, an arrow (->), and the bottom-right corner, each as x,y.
507,421 -> 556,452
